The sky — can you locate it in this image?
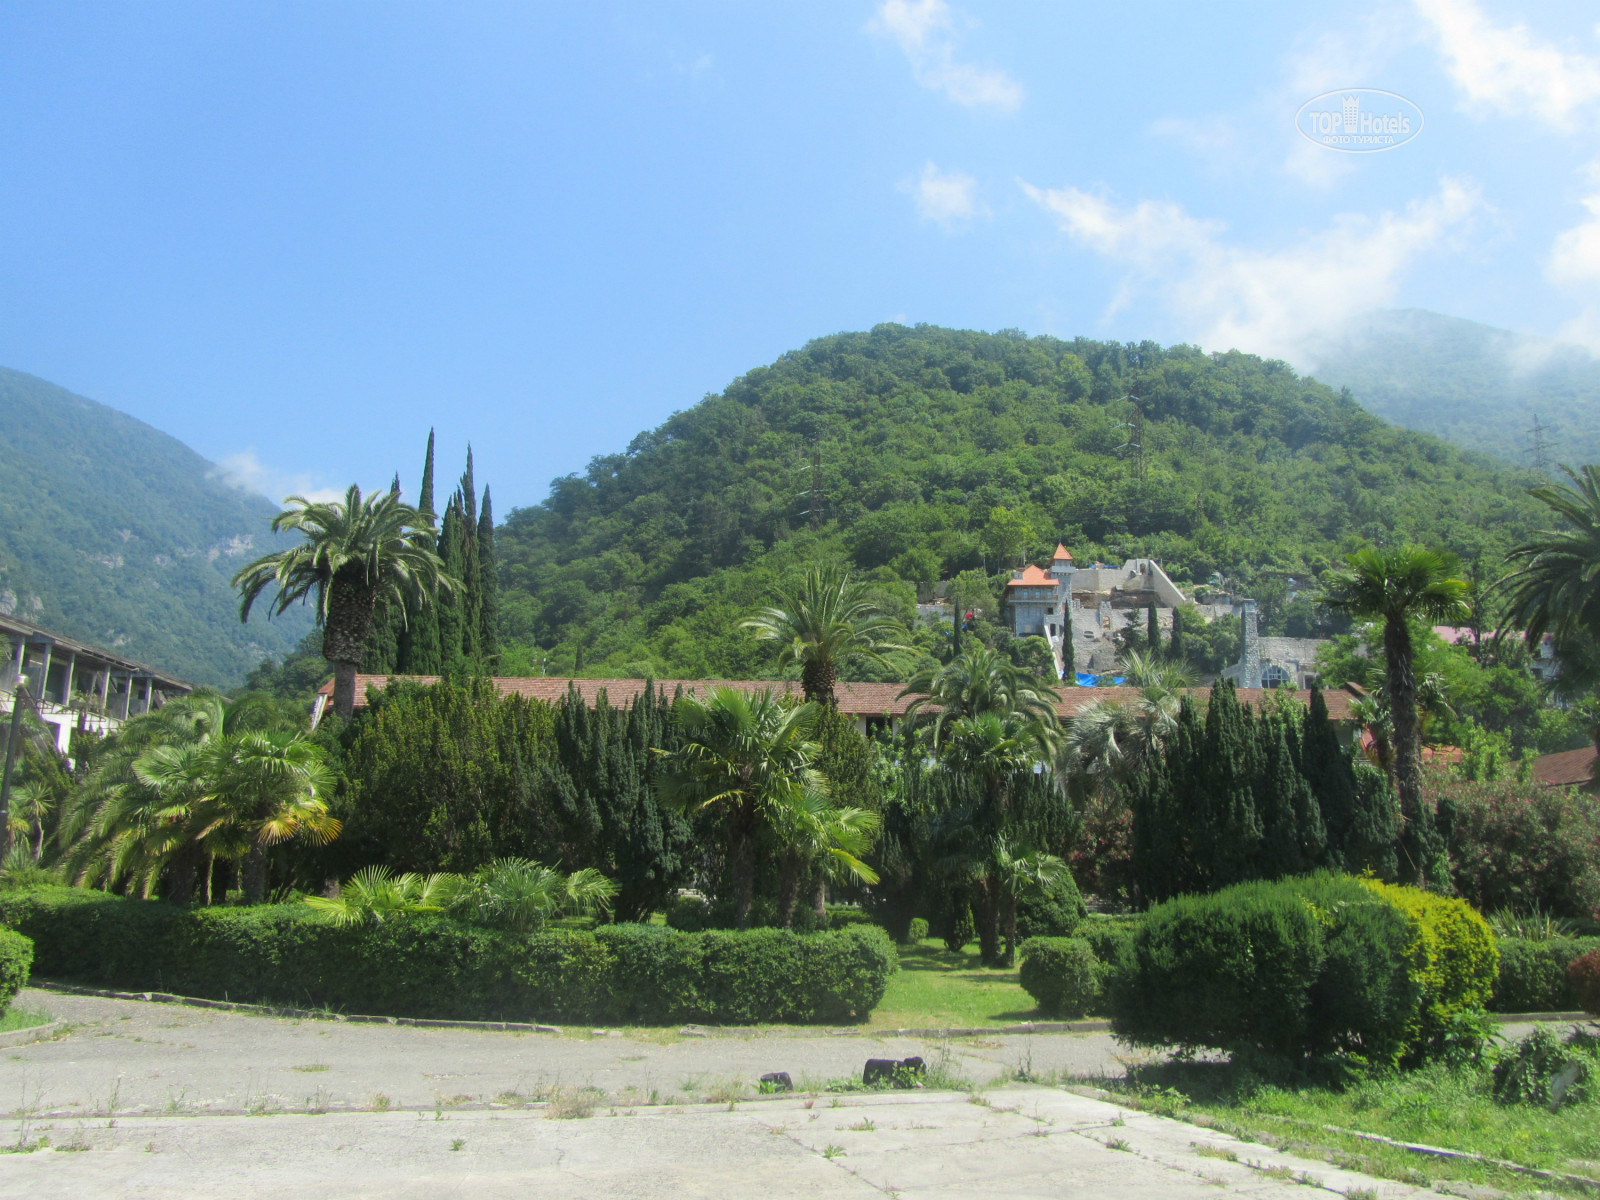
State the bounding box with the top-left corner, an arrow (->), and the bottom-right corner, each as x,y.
3,0 -> 1600,512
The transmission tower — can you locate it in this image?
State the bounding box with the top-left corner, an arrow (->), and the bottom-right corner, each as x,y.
1528,414 -> 1551,472
795,441 -> 825,529
1118,395 -> 1146,481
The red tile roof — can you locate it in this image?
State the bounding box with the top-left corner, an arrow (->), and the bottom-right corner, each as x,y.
1052,543 -> 1073,562
1533,745 -> 1597,789
315,675 -> 1357,722
1005,565 -> 1057,588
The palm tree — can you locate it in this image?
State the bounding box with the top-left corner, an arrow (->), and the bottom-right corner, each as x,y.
992,837 -> 1070,967
1319,545 -> 1470,885
61,695 -> 338,902
1497,464 -> 1600,707
741,566 -> 909,705
900,644 -> 1061,747
940,709 -> 1054,964
233,485 -> 457,720
303,865 -> 463,925
654,686 -> 824,928
769,781 -> 881,927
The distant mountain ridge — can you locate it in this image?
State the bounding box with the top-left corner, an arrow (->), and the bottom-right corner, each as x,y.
1306,309 -> 1600,470
0,367 -> 312,686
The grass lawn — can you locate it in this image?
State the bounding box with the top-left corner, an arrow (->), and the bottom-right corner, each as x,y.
0,1006 -> 52,1034
1095,1038 -> 1600,1196
866,938 -> 1043,1031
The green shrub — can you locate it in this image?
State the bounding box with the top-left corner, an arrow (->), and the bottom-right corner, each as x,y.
1018,937 -> 1098,1018
0,927 -> 32,1014
0,886 -> 895,1024
1360,879 -> 1500,1058
1078,917 -> 1138,972
1015,873 -> 1087,940
1571,949 -> 1600,1016
1112,875 -> 1462,1066
1491,938 -> 1600,1012
903,917 -> 929,945
939,891 -> 975,952
1492,1026 -> 1598,1109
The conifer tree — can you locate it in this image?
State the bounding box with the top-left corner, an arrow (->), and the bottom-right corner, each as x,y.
360,474 -> 407,673
1146,602 -> 1159,655
1256,718 -> 1325,878
397,431 -> 442,673
1199,681 -> 1261,887
1169,606 -> 1186,664
436,494 -> 466,666
477,485 -> 499,662
1059,599 -> 1075,682
456,456 -> 483,664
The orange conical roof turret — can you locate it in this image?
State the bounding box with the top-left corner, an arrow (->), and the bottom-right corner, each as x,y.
1051,543 -> 1073,562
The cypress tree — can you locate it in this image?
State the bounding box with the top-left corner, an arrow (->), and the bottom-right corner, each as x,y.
1256,718 -> 1325,879
1146,601 -> 1159,655
458,454 -> 483,664
436,494 -> 467,668
1199,681 -> 1261,888
1170,606 -> 1186,664
1059,599 -> 1075,683
1300,688 -> 1355,865
477,485 -> 499,663
360,473 -> 405,672
398,431 -> 442,674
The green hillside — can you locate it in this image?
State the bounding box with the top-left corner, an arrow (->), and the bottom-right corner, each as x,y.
1309,309 -> 1600,470
0,367 -> 313,686
495,324 -> 1551,678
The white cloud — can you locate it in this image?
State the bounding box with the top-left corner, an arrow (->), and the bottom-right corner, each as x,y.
209,451 -> 345,506
1020,176 -> 1482,364
1547,164 -> 1600,350
1414,0 -> 1600,126
868,0 -> 1022,112
902,161 -> 987,229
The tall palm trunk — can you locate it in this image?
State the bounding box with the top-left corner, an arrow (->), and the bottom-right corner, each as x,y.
1384,618 -> 1428,885
777,850 -> 803,928
729,802 -> 758,929
242,841 -> 270,905
814,877 -> 827,921
323,567 -> 376,720
973,877 -> 1001,965
1001,890 -> 1019,968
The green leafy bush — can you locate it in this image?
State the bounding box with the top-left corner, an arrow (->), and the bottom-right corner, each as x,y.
1491,938 -> 1600,1012
1571,949 -> 1600,1016
1018,937 -> 1098,1018
1492,1026 -> 1598,1109
1078,917 -> 1138,975
1360,879 -> 1500,1059
1112,875 -> 1470,1065
903,917 -> 929,945
0,927 -> 32,1014
1015,872 -> 1087,940
0,887 -> 895,1024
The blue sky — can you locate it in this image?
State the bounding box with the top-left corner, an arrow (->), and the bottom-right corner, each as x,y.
4,1 -> 1600,512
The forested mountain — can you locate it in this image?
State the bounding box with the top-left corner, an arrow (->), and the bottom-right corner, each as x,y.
1309,309 -> 1600,470
0,367 -> 312,686
495,324 -> 1551,679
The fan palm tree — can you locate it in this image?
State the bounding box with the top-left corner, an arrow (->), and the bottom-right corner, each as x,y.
769,781 -> 881,927
303,864 -> 464,926
741,566 -> 910,705
232,485 -> 457,720
900,644 -> 1061,747
654,686 -> 824,928
992,837 -> 1070,967
1319,545 -> 1470,885
940,709 -> 1054,964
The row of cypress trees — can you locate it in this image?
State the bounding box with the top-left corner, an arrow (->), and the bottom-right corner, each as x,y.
1129,683 -> 1402,902
364,430 -> 500,674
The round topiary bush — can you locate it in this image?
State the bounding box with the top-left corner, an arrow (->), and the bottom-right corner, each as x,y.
1569,948 -> 1600,1016
1018,937 -> 1098,1018
1015,872 -> 1088,940
902,918 -> 929,946
0,927 -> 33,1014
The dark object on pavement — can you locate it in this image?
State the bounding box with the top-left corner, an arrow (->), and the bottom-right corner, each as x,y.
862,1056 -> 925,1087
759,1071 -> 794,1092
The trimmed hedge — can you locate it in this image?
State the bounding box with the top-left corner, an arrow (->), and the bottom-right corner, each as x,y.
1111,875 -> 1490,1065
1573,949 -> 1600,1016
0,887 -> 895,1025
0,927 -> 32,1014
1018,937 -> 1098,1018
903,918 -> 929,945
1015,874 -> 1087,940
1490,937 -> 1600,1013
